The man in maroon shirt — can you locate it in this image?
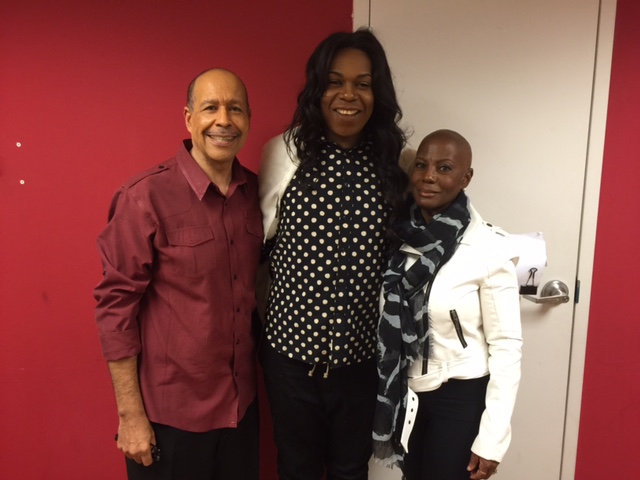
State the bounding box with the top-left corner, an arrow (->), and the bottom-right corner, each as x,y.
94,69 -> 262,479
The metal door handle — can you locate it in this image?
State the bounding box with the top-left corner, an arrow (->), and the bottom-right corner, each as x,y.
523,280 -> 570,304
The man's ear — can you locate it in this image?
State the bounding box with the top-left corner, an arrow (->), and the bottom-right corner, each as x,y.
184,106 -> 192,132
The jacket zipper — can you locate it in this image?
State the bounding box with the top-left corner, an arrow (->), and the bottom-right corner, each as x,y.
449,309 -> 468,348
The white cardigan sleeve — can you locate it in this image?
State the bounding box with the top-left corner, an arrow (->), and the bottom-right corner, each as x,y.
258,134 -> 298,241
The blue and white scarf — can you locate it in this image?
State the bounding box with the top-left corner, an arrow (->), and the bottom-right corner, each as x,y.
373,191 -> 470,468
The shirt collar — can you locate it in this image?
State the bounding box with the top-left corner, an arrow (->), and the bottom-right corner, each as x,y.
176,139 -> 248,200
320,136 -> 373,153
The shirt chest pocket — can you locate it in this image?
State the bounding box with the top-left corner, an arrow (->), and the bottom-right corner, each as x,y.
165,226 -> 217,277
239,212 -> 264,273
245,212 -> 263,238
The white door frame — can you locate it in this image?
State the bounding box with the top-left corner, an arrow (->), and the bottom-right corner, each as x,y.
560,1 -> 616,478
353,1 -> 617,478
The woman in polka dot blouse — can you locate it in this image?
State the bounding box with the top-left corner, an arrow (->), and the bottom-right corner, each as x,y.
258,29 -> 409,480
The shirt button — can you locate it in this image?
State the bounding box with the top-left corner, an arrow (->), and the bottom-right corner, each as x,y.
233,274 -> 238,280
236,307 -> 240,313
236,339 -> 240,345
230,239 -> 234,245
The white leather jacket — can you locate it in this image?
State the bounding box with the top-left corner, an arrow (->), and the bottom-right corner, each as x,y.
399,204 -> 522,463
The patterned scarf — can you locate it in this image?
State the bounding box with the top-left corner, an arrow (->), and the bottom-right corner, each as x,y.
372,191 -> 470,468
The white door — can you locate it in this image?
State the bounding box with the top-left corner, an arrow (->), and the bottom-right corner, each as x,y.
354,1 -> 615,478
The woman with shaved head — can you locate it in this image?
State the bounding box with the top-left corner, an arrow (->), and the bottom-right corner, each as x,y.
373,130 -> 522,480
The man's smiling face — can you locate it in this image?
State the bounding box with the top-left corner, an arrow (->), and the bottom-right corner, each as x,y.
184,69 -> 250,167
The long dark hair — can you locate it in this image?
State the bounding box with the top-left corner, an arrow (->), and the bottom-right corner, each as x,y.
284,28 -> 407,213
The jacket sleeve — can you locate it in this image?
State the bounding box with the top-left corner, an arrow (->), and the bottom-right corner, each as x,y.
471,241 -> 522,462
258,134 -> 298,242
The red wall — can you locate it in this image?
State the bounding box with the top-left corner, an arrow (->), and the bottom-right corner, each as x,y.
3,1 -> 638,478
0,1 -> 351,478
575,0 -> 640,477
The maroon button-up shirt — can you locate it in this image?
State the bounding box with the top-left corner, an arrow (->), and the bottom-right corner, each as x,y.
94,140 -> 262,432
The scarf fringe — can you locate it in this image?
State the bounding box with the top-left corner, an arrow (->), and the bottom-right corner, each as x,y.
372,440 -> 404,470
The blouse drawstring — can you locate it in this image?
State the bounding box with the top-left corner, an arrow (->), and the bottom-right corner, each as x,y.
308,362 -> 331,379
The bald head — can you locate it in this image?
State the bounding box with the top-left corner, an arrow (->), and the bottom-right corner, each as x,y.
418,129 -> 472,169
186,68 -> 249,111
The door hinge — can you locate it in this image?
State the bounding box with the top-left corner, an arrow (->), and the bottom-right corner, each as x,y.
574,278 -> 581,304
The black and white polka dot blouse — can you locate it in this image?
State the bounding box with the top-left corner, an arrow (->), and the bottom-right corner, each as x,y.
265,140 -> 389,368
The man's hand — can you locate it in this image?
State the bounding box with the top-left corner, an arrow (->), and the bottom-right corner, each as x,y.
116,414 -> 156,466
467,452 -> 499,479
107,357 -> 155,466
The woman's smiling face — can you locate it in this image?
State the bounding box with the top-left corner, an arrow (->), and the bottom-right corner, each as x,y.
410,136 -> 473,223
321,48 -> 374,149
